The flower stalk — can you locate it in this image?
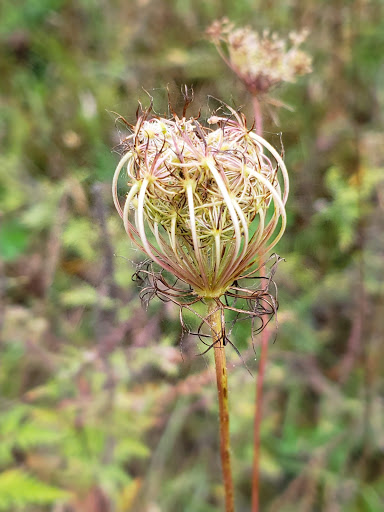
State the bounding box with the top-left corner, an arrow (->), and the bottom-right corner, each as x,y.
207,299 -> 234,512
251,94 -> 266,512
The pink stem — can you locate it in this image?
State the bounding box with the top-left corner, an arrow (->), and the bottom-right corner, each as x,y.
251,313 -> 268,512
252,95 -> 263,138
251,94 -> 268,512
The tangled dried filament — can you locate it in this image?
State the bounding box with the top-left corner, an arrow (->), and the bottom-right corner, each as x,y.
112,105 -> 288,299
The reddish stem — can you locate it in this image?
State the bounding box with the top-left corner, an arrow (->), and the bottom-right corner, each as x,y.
252,95 -> 263,138
251,281 -> 268,512
208,300 -> 235,512
251,94 -> 268,512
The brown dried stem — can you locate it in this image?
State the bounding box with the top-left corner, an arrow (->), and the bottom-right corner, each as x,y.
207,299 -> 235,512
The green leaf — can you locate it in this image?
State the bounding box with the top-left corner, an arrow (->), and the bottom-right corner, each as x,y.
0,470 -> 68,510
62,217 -> 97,260
0,220 -> 29,261
0,406 -> 63,467
60,284 -> 99,307
114,438 -> 150,463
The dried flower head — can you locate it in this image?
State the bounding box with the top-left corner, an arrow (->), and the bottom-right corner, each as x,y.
112,103 -> 288,300
207,18 -> 312,95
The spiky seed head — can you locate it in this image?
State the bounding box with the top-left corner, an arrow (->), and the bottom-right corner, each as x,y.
113,105 -> 288,299
207,18 -> 312,94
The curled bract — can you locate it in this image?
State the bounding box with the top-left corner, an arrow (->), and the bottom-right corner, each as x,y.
112,105 -> 288,299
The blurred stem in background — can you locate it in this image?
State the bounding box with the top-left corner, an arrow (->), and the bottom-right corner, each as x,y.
207,299 -> 235,512
251,94 -> 266,512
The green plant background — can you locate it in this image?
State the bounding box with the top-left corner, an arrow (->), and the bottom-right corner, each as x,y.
1,1 -> 383,511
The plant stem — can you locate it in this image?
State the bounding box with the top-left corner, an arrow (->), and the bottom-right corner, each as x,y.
251,94 -> 268,512
251,95 -> 263,137
251,321 -> 268,512
207,299 -> 235,512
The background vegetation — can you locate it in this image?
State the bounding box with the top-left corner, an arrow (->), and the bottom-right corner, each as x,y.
1,0 -> 383,510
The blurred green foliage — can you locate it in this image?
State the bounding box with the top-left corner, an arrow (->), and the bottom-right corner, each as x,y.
1,0 -> 384,511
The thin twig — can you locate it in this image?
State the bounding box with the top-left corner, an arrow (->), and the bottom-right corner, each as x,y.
43,188 -> 69,296
92,182 -> 119,338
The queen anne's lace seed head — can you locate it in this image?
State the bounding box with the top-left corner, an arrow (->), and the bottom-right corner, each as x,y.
112,105 -> 288,299
207,19 -> 312,95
